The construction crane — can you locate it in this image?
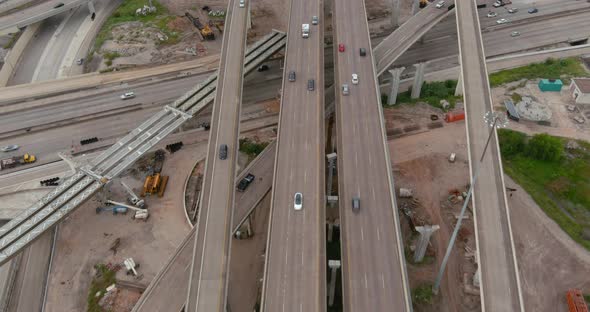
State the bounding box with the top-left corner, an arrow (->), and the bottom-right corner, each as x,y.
120,181 -> 145,208
185,12 -> 215,40
107,200 -> 149,220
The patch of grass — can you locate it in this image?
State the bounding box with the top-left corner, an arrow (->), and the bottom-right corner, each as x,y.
412,284 -> 434,306
394,80 -> 462,109
489,57 -> 588,87
585,294 -> 590,303
87,263 -> 117,312
498,130 -> 590,250
93,0 -> 177,53
103,51 -> 121,61
239,138 -> 269,159
511,92 -> 522,103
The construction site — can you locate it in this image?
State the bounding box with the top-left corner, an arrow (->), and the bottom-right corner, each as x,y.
0,0 -> 589,311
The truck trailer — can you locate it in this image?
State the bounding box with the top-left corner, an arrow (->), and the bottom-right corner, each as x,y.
0,154 -> 36,170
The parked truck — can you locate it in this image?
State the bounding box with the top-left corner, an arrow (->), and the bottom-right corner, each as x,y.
0,153 -> 36,170
302,23 -> 310,38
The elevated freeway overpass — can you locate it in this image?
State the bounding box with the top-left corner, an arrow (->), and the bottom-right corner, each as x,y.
332,0 -> 411,310
259,0 -> 326,309
0,0 -> 94,36
455,0 -> 524,310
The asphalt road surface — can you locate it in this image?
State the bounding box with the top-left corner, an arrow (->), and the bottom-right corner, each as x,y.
0,0 -> 87,34
455,1 -> 524,311
333,0 -> 411,310
185,0 -> 248,310
260,0 -> 325,310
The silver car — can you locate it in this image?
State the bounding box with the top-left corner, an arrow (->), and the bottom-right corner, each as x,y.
1,145 -> 19,152
342,84 -> 349,96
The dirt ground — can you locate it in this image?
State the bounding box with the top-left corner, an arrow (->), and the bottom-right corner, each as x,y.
389,122 -> 480,311
44,143 -> 208,312
492,81 -> 590,142
388,110 -> 590,311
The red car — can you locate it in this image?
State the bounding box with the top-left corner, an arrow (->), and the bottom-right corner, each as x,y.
338,43 -> 345,52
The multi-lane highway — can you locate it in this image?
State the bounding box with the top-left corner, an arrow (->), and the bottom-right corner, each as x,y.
260,0 -> 325,310
185,0 -> 249,310
455,1 -> 524,311
0,0 -> 91,35
332,0 -> 411,310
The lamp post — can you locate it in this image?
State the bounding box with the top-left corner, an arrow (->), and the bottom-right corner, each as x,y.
432,111 -> 508,294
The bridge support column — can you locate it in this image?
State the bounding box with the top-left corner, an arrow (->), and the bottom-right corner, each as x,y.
455,72 -> 463,96
387,67 -> 405,105
414,225 -> 439,263
326,153 -> 337,196
391,0 -> 400,27
328,260 -> 341,307
411,62 -> 427,99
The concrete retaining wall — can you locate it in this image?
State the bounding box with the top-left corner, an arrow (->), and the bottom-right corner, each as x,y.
0,22 -> 40,87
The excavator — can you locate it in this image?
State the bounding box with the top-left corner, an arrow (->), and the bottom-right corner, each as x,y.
419,0 -> 428,8
185,12 -> 215,40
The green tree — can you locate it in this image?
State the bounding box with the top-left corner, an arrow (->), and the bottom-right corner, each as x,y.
498,129 -> 526,159
526,133 -> 563,162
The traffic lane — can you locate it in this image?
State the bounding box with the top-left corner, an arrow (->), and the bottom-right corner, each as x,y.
263,0 -> 324,309
0,0 -> 81,28
33,3 -> 89,82
456,2 -> 522,311
335,0 -> 408,310
477,0 -> 590,28
188,0 -> 247,309
482,13 -> 590,56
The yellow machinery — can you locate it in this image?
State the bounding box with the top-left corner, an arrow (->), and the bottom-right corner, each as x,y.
23,153 -> 36,163
141,173 -> 169,197
419,0 -> 428,8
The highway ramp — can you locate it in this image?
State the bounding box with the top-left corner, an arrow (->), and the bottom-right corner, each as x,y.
184,0 -> 249,310
455,1 -> 524,310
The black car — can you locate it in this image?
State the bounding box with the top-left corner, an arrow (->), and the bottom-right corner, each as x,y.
288,70 -> 296,82
219,144 -> 228,160
237,173 -> 255,192
528,8 -> 538,14
257,64 -> 270,72
359,48 -> 366,57
308,79 -> 315,91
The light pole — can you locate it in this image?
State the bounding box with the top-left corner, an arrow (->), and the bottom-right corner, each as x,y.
432,111 -> 508,294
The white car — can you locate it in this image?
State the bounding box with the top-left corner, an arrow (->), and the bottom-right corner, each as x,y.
507,7 -> 518,13
294,192 -> 303,210
1,145 -> 19,152
120,92 -> 135,100
351,73 -> 359,85
239,0 -> 245,8
496,18 -> 509,24
510,31 -> 520,37
435,1 -> 445,9
486,11 -> 497,18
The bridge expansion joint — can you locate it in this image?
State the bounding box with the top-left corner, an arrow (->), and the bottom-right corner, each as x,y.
164,105 -> 192,119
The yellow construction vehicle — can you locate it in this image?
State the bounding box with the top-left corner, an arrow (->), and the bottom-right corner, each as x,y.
141,173 -> 169,197
419,0 -> 428,8
185,12 -> 215,40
